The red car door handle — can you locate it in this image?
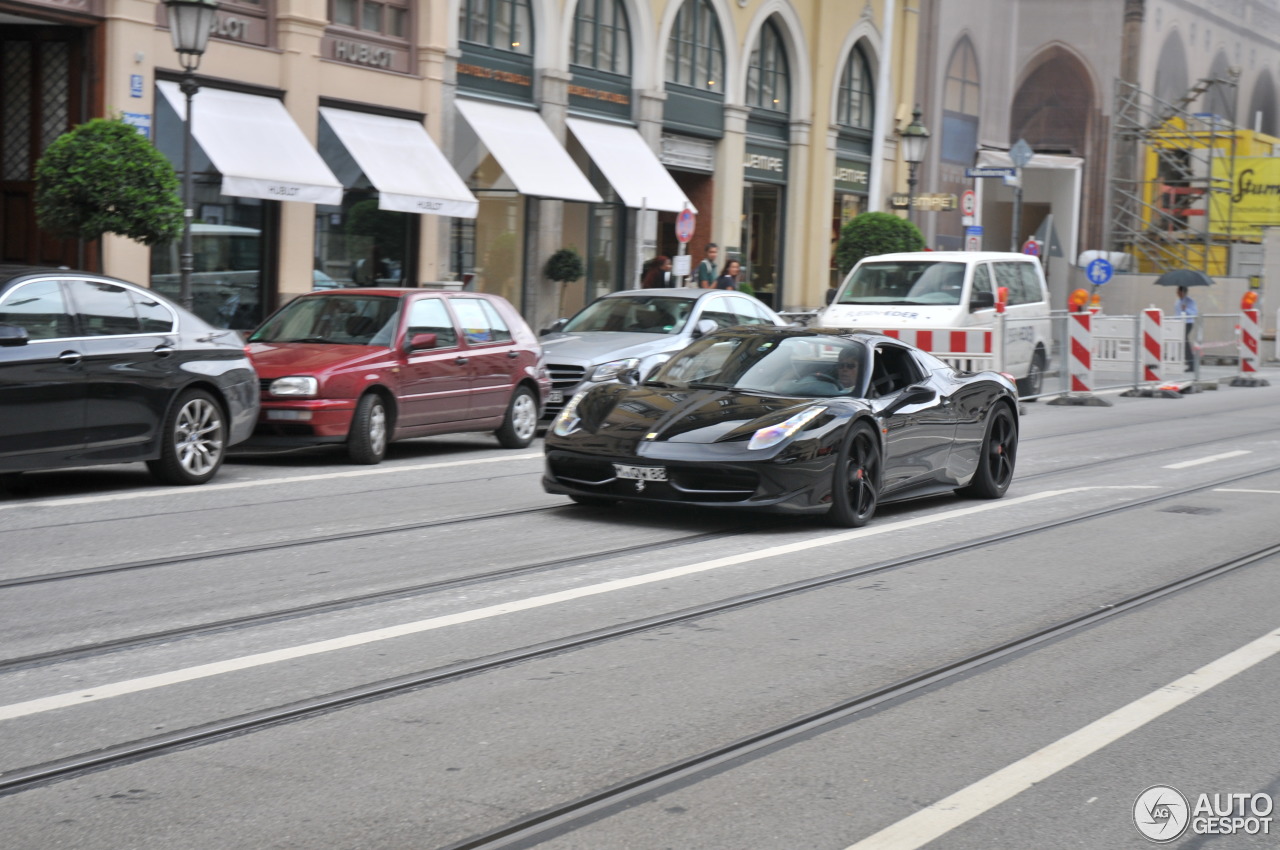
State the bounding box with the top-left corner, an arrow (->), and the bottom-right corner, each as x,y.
454,356 -> 469,365
507,350 -> 519,358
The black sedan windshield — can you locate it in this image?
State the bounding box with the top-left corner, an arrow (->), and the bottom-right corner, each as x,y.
562,296 -> 692,335
654,333 -> 867,398
837,261 -> 966,306
250,294 -> 401,345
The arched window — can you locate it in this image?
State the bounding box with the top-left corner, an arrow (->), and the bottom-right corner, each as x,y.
836,43 -> 874,130
746,19 -> 789,114
1248,71 -> 1277,136
1207,51 -> 1236,122
941,37 -> 979,164
572,0 -> 630,75
666,0 -> 724,92
1154,32 -> 1189,106
458,0 -> 532,55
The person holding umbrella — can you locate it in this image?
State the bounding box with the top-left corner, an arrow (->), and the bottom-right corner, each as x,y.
1175,285 -> 1197,371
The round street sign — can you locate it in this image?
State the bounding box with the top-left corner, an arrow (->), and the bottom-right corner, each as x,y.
675,208 -> 696,244
1086,258 -> 1114,285
960,189 -> 976,217
1022,238 -> 1041,257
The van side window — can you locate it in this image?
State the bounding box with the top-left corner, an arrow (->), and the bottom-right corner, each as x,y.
993,262 -> 1028,305
1017,263 -> 1045,304
971,263 -> 993,296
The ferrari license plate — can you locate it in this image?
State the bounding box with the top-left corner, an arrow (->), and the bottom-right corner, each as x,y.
614,464 -> 667,482
548,390 -> 564,404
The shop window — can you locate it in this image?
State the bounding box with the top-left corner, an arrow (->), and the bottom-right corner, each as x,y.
331,0 -> 409,39
665,0 -> 724,92
836,43 -> 874,130
458,0 -> 532,55
746,19 -> 790,114
572,0 -> 630,75
314,190 -> 412,288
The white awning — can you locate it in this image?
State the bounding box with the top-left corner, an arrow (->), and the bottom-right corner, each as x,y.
157,81 -> 343,205
567,117 -> 694,213
455,99 -> 602,203
319,107 -> 478,218
977,149 -> 1083,170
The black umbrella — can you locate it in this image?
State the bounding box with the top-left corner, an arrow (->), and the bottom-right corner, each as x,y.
1153,269 -> 1213,287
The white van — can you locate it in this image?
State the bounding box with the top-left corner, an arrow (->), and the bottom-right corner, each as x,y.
816,251 -> 1051,396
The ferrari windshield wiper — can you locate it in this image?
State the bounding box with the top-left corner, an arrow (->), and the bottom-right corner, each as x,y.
642,379 -> 677,388
686,381 -> 732,391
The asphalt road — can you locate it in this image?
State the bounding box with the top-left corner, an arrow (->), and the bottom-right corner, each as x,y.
1,376 -> 1279,849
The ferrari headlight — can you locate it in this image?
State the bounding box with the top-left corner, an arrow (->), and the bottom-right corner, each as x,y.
747,406 -> 827,451
552,390 -> 589,437
590,358 -> 640,382
269,376 -> 319,397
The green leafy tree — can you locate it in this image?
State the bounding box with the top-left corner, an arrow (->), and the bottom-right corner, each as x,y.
35,118 -> 182,245
834,212 -> 925,276
544,247 -> 585,283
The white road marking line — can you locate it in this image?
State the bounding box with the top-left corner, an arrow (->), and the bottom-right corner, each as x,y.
843,626 -> 1280,850
1163,450 -> 1251,469
0,452 -> 543,512
0,486 -> 1155,722
1215,489 -> 1280,495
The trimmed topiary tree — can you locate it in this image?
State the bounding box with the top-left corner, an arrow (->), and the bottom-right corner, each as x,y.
544,247 -> 585,283
834,211 -> 925,276
35,118 -> 183,245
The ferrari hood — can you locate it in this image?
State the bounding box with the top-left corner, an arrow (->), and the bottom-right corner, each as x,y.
568,384 -> 819,454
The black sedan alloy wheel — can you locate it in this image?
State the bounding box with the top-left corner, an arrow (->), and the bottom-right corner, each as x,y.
146,389 -> 227,486
829,422 -> 880,527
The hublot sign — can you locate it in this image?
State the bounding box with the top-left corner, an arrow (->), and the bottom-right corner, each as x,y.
323,34 -> 409,74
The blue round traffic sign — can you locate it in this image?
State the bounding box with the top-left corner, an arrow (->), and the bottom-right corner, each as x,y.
1086,258 -> 1114,285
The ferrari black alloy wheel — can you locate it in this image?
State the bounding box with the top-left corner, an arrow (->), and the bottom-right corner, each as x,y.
829,422 -> 880,527
964,403 -> 1017,499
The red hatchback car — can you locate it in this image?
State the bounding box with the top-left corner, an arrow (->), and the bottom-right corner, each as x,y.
245,288 -> 548,463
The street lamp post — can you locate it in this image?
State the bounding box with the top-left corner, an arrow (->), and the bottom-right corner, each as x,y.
898,106 -> 930,227
164,0 -> 218,311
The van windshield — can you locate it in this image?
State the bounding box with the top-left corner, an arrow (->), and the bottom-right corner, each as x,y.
836,261 -> 967,306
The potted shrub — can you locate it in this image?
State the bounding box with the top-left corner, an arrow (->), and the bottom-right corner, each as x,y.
834,211 -> 925,277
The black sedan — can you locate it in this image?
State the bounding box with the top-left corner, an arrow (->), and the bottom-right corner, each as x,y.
0,266 -> 258,487
543,327 -> 1018,526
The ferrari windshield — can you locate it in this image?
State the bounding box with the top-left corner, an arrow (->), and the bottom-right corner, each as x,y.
562,296 -> 692,335
653,333 -> 867,398
249,294 -> 401,346
836,261 -> 967,306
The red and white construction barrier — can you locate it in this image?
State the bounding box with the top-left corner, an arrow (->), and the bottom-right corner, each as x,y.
1141,307 -> 1163,384
879,328 -> 991,356
1239,308 -> 1260,375
1068,312 -> 1093,393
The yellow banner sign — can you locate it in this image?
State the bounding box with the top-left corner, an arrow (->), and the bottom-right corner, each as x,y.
1210,157 -> 1280,236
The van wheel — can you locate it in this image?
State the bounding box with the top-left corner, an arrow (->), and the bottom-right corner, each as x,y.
1018,348 -> 1046,399
348,393 -> 388,464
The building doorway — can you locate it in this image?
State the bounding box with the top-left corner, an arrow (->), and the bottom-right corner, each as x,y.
0,25 -> 88,268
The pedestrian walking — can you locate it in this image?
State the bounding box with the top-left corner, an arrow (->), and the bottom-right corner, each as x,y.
695,243 -> 718,289
642,255 -> 672,288
715,259 -> 741,291
1175,284 -> 1197,371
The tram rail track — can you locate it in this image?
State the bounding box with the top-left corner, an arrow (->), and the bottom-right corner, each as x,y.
4,418 -> 1277,593
1,464 -> 1276,799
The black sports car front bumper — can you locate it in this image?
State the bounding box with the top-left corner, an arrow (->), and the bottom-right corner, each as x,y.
542,443 -> 840,514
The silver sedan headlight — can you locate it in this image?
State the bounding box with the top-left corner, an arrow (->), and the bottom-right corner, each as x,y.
269,376 -> 319,397
590,358 -> 640,382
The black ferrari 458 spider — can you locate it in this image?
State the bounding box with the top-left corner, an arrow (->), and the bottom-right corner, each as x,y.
542,327 -> 1019,526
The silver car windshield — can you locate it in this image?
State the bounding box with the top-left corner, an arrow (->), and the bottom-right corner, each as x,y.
836,261 -> 967,306
562,296 -> 692,335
